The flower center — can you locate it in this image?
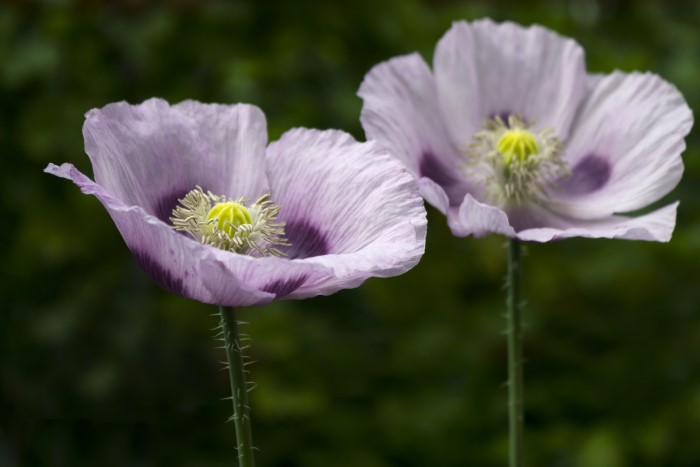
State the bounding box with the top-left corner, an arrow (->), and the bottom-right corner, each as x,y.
206,202 -> 252,237
170,186 -> 289,256
464,115 -> 568,205
496,128 -> 539,165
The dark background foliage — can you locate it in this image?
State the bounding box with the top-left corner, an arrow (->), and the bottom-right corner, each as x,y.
2,0 -> 700,466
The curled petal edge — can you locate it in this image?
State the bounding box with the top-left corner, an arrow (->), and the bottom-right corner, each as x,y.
418,177 -> 450,214
447,193 -> 678,243
447,194 -> 517,238
515,202 -> 679,243
46,162 -> 285,307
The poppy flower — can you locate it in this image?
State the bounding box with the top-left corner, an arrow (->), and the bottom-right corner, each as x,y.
359,19 -> 692,242
46,99 -> 427,306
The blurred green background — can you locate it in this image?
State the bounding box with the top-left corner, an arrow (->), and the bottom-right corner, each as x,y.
2,0 -> 700,466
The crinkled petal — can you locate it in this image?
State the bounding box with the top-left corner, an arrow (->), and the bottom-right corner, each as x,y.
358,53 -> 472,206
434,19 -> 587,146
83,98 -> 269,223
45,163 -> 277,306
514,202 -> 679,243
546,72 -> 693,219
265,129 -> 427,296
48,127 -> 427,305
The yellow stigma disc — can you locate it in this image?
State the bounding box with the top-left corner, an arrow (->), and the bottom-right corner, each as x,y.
496,129 -> 539,165
206,202 -> 252,236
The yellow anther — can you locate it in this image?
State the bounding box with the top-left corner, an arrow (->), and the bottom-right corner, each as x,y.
206,202 -> 252,236
496,129 -> 539,165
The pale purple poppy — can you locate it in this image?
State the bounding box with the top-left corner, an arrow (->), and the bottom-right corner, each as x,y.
46,99 -> 427,306
359,19 -> 693,242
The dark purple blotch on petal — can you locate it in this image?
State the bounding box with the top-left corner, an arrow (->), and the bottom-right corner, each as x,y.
506,206 -> 548,233
285,219 -> 330,259
559,154 -> 611,196
131,249 -> 185,297
154,188 -> 193,223
419,149 -> 459,188
262,275 -> 308,298
419,149 -> 470,207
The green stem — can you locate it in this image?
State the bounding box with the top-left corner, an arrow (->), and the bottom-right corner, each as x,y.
507,239 -> 524,467
219,306 -> 256,467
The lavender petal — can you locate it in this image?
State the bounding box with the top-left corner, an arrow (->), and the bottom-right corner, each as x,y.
433,19 -> 587,145
83,99 -> 269,223
547,72 -> 693,219
265,128 -> 428,296
358,53 -> 472,206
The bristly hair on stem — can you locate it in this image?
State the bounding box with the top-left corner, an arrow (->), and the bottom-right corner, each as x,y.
217,306 -> 257,467
505,239 -> 524,467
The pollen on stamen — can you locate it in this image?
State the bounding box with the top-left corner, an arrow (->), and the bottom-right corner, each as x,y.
463,115 -> 568,205
169,186 -> 290,256
497,128 -> 539,165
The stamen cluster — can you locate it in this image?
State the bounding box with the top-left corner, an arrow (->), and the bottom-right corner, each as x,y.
170,186 -> 289,256
465,115 -> 568,205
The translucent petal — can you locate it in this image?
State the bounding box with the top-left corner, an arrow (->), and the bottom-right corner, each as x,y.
83,99 -> 269,224
358,53 -> 473,206
434,19 -> 587,147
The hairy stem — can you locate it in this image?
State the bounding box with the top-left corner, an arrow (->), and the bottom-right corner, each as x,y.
219,306 -> 255,467
507,239 -> 524,467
